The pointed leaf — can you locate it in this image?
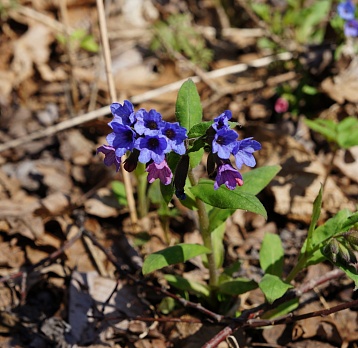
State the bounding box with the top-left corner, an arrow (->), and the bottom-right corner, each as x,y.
175,79 -> 202,130
208,208 -> 235,233
190,179 -> 267,218
164,274 -> 211,298
260,233 -> 284,277
142,243 -> 210,274
306,185 -> 323,252
259,274 -> 293,304
218,278 -> 258,296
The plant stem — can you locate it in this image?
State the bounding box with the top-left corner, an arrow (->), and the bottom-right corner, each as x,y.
135,162 -> 148,218
188,169 -> 218,287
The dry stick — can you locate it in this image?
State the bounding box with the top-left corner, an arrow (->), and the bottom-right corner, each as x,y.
0,52 -> 293,154
95,0 -> 138,227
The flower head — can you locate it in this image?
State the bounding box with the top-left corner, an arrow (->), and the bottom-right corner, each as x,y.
233,137 -> 261,169
338,0 -> 356,21
97,145 -> 121,172
135,134 -> 168,164
212,110 -> 232,131
162,122 -> 187,155
134,109 -> 164,135
212,127 -> 238,159
344,19 -> 358,36
214,163 -> 243,190
146,160 -> 173,185
106,123 -> 136,157
110,100 -> 134,126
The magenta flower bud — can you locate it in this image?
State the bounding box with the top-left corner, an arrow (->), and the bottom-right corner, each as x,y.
146,160 -> 173,185
274,97 -> 289,113
97,145 -> 121,172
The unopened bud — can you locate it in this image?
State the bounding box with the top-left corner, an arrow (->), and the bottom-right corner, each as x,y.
174,154 -> 189,200
124,149 -> 140,172
343,230 -> 358,248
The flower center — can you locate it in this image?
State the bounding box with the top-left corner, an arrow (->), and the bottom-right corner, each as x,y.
165,129 -> 175,139
146,121 -> 158,130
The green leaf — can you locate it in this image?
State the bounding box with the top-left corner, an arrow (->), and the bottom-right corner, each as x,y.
337,116 -> 358,149
342,212 -> 358,231
259,233 -> 284,277
158,297 -> 176,314
262,298 -> 299,319
306,185 -> 323,252
164,274 -> 211,298
175,79 -> 202,130
259,274 -> 293,304
189,148 -> 204,169
208,208 -> 236,233
187,121 -> 213,139
240,165 -> 282,195
304,118 -> 337,143
111,181 -> 128,206
80,35 -> 99,53
142,243 -> 210,274
218,278 -> 258,296
190,179 -> 267,218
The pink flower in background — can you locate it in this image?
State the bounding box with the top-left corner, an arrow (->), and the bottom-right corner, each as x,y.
274,97 -> 289,113
146,160 -> 173,185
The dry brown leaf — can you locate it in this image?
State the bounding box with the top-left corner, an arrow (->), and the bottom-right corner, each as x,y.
41,192 -> 70,215
321,58 -> 358,104
334,146 -> 358,183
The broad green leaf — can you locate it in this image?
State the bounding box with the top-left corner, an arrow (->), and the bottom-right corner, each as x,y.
189,148 -> 204,169
142,244 -> 210,274
306,185 -> 323,252
190,179 -> 267,218
262,298 -> 299,319
164,274 -> 211,298
208,208 -> 235,233
175,79 -> 202,130
337,116 -> 358,149
260,233 -> 284,277
342,212 -> 358,231
304,118 -> 337,143
218,278 -> 257,296
240,165 -> 282,195
187,121 -> 213,138
223,260 -> 242,277
259,274 -> 293,304
158,297 -> 176,314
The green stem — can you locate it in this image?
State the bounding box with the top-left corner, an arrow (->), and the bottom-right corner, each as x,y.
136,162 -> 148,218
188,169 -> 218,287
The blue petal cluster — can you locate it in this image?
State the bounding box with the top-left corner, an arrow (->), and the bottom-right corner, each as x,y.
338,1 -> 358,37
98,100 -> 187,185
206,111 -> 261,190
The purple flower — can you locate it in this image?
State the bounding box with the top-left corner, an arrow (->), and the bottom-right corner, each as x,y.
146,160 -> 173,185
274,97 -> 289,113
106,123 -> 136,157
97,145 -> 121,172
212,110 -> 232,131
110,100 -> 134,126
233,137 -> 261,169
212,128 -> 238,159
344,19 -> 358,36
134,109 -> 164,135
214,163 -> 243,190
338,0 -> 356,21
162,122 -> 187,155
135,135 -> 168,164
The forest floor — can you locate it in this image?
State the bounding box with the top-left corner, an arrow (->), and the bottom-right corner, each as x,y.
0,0 -> 357,347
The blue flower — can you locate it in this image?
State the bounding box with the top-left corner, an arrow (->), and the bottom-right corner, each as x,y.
146,160 -> 173,185
344,19 -> 358,36
233,137 -> 261,169
135,134 -> 168,164
212,127 -> 238,159
338,0 -> 356,21
106,122 -> 136,157
134,109 -> 164,135
110,100 -> 134,126
212,110 -> 232,131
162,122 -> 187,155
97,145 -> 121,172
214,163 -> 243,190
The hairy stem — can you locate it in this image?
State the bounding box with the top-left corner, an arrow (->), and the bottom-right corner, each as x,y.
188,169 -> 218,287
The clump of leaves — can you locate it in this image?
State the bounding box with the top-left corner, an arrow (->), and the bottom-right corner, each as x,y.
150,13 -> 213,69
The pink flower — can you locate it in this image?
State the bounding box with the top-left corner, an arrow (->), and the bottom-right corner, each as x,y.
274,97 -> 289,113
214,163 -> 243,190
146,160 -> 173,185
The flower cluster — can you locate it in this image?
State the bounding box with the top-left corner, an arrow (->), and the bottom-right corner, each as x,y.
97,100 -> 187,185
204,110 -> 261,190
338,0 -> 358,37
